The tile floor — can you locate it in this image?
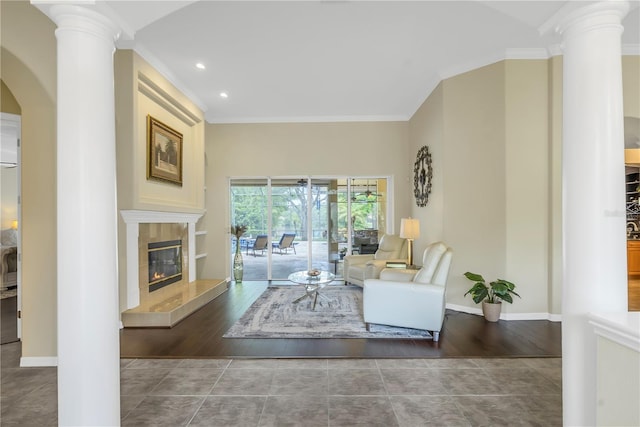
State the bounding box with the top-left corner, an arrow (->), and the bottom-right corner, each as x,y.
1,342 -> 562,426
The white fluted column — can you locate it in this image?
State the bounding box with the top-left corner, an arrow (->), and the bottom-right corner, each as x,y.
49,5 -> 121,426
556,2 -> 629,426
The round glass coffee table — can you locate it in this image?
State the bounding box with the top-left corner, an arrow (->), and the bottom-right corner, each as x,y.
288,270 -> 335,310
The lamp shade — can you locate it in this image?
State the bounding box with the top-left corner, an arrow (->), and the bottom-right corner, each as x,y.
399,218 -> 420,240
11,220 -> 18,230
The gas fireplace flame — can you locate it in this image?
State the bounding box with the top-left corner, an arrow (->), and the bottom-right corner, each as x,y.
151,272 -> 166,281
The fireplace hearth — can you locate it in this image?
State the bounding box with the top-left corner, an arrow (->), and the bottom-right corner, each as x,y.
148,240 -> 182,292
120,211 -> 229,328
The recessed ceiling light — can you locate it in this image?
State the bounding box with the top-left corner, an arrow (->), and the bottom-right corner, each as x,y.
196,63 -> 205,70
219,92 -> 228,99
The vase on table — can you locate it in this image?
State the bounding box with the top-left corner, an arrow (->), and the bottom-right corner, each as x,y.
233,241 -> 243,283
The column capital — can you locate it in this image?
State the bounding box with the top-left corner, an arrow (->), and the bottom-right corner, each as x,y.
32,2 -> 120,45
540,1 -> 629,40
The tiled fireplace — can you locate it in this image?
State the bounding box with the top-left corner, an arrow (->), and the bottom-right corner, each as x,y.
137,222 -> 189,308
121,210 -> 202,310
119,210 -> 227,327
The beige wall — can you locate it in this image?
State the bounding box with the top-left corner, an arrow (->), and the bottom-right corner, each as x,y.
408,56 -> 638,316
623,56 -> 640,119
504,60 -> 550,315
548,55 -> 563,316
1,79 -> 21,115
408,59 -> 558,315
1,0 -> 57,359
115,50 -> 205,313
441,62 -> 509,309
408,83 -> 444,256
202,121 -> 411,280
115,50 -> 205,214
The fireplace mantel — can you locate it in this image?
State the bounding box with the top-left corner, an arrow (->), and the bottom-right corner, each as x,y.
121,210 -> 203,309
121,210 -> 203,225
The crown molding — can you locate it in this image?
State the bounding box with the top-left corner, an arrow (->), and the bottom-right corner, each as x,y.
137,71 -> 201,126
548,43 -> 563,57
132,44 -> 208,115
504,48 -> 551,60
205,113 -> 411,125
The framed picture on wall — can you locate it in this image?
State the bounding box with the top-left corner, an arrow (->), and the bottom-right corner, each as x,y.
147,115 -> 183,186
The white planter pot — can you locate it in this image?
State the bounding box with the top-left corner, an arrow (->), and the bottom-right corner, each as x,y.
482,301 -> 502,322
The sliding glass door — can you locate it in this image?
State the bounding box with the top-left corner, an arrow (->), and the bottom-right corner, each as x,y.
309,180 -> 331,275
230,176 -> 390,281
270,179 -> 309,279
229,179 -> 269,281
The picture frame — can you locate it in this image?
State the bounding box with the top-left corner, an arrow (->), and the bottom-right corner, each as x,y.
147,115 -> 183,186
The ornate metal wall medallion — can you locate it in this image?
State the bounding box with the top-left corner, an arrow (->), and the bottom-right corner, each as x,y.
413,146 -> 433,207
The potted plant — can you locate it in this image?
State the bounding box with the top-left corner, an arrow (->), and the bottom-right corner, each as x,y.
339,247 -> 348,260
463,272 -> 520,322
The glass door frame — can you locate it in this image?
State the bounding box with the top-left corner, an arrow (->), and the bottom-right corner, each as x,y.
229,175 -> 394,281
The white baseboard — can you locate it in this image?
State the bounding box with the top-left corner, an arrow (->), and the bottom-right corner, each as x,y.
548,313 -> 563,322
20,356 -> 58,367
503,312 -> 560,321
446,303 -> 562,322
447,303 -> 483,316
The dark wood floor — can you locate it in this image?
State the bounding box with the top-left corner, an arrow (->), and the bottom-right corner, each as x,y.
120,282 -> 562,359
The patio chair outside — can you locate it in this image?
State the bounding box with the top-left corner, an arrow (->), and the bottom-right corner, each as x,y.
247,234 -> 268,256
272,233 -> 297,254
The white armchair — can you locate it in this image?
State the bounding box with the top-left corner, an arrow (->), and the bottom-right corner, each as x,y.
363,241 -> 453,341
343,234 -> 407,287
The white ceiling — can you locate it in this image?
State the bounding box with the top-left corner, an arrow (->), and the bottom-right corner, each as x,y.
100,1 -> 640,124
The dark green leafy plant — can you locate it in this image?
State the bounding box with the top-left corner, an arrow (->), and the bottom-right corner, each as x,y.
463,272 -> 520,304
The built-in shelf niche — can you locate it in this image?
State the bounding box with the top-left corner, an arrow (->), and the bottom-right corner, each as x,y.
195,229 -> 207,260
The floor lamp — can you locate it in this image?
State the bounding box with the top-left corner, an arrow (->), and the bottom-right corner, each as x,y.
400,218 -> 420,267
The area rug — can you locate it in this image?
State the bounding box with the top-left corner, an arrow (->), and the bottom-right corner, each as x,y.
223,285 -> 432,339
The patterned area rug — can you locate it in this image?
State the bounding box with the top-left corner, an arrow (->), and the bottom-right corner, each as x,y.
223,285 -> 432,339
